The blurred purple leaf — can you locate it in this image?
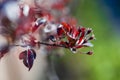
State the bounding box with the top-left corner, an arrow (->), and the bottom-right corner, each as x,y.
19,49 -> 36,71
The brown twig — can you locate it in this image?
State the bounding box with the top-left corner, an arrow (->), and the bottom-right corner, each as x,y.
11,41 -> 68,48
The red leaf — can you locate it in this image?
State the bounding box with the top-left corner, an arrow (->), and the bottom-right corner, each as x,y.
57,27 -> 64,36
61,22 -> 71,32
77,28 -> 85,45
32,18 -> 47,32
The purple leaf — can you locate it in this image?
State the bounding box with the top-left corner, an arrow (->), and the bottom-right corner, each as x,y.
19,50 -> 27,60
0,45 -> 9,59
19,49 -> 36,71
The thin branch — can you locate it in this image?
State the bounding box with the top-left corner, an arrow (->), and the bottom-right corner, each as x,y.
38,42 -> 68,48
11,42 -> 68,48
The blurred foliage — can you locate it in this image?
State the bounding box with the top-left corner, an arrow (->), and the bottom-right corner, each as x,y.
56,0 -> 120,80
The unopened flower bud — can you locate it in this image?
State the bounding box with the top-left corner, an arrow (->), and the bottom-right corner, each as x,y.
86,51 -> 93,55
86,28 -> 92,35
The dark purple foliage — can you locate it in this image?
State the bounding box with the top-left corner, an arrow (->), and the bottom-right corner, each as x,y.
19,49 -> 36,71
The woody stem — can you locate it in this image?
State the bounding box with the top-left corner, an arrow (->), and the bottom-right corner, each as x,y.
12,41 -> 68,48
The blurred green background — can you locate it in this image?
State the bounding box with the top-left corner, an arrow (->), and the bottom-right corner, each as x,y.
55,0 -> 120,80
